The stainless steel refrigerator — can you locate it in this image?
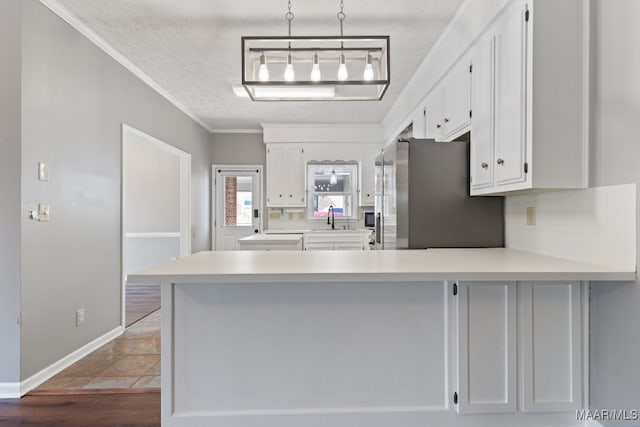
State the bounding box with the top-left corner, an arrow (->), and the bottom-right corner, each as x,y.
374,138 -> 504,249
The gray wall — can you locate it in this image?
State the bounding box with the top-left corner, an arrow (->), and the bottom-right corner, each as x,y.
0,0 -> 22,384
589,0 -> 640,423
19,0 -> 211,380
210,133 -> 265,166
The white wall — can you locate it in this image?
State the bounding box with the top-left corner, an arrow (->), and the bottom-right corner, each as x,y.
18,0 -> 212,381
125,134 -> 180,234
124,132 -> 182,274
588,0 -> 640,423
0,0 -> 22,388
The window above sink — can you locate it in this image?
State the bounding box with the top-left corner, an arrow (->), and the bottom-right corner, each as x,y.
307,161 -> 359,220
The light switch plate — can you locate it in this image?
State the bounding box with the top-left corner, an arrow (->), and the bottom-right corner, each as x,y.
38,204 -> 50,222
38,162 -> 49,181
76,308 -> 85,326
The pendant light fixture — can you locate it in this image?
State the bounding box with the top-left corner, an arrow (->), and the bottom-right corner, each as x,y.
310,52 -> 321,81
283,2 -> 295,82
241,0 -> 390,101
330,169 -> 338,185
258,53 -> 269,81
363,53 -> 374,81
336,2 -> 348,81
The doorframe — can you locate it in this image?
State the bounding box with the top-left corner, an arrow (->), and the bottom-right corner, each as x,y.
211,165 -> 264,250
121,124 -> 192,327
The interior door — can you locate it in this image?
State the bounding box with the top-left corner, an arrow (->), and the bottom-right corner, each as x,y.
214,166 -> 261,250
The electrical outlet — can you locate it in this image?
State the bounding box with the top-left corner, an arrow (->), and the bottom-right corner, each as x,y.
526,206 -> 536,226
38,204 -> 50,222
76,308 -> 85,326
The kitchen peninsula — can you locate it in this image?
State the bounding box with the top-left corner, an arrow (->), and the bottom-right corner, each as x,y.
128,249 -> 634,427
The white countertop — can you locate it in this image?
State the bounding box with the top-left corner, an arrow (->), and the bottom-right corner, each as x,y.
127,248 -> 636,284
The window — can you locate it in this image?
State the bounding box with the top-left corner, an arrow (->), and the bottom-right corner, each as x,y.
307,162 -> 358,219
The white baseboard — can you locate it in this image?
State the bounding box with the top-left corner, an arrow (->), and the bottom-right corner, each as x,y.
0,382 -> 21,399
19,325 -> 124,396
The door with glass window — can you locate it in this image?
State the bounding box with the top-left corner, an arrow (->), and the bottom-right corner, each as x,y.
213,166 -> 261,250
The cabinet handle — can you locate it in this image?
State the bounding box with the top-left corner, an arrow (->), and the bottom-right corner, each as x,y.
436,124 -> 441,129
444,118 -> 449,123
289,194 -> 293,197
481,162 -> 488,169
279,194 -> 283,197
497,158 -> 505,165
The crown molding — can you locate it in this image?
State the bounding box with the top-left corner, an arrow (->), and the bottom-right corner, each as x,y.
37,0 -> 214,133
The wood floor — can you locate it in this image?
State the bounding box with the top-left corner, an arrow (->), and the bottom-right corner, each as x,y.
0,393 -> 160,426
126,283 -> 161,327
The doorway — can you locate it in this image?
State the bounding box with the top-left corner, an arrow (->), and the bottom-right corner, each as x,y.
212,165 -> 262,250
122,125 -> 191,326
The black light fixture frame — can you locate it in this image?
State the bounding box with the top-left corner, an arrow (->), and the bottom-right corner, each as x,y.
241,35 -> 390,101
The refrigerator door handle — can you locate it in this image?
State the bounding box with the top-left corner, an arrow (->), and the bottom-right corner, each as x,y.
375,213 -> 382,244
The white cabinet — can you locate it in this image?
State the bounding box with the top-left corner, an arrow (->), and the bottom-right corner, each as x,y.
266,144 -> 305,207
519,282 -> 583,413
424,60 -> 471,142
455,281 -> 517,414
303,231 -> 371,251
469,36 -> 494,190
470,0 -> 588,195
410,106 -> 427,139
359,158 -> 375,206
454,281 -> 584,415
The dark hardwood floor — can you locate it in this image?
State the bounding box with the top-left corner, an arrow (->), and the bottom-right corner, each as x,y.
125,284 -> 161,327
0,392 -> 160,426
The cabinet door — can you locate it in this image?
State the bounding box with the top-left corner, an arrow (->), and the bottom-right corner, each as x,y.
519,282 -> 583,413
425,87 -> 444,141
266,145 -> 286,207
456,281 -> 516,414
493,2 -> 528,186
411,106 -> 427,139
470,37 -> 495,191
443,61 -> 472,140
285,146 -> 305,206
360,159 -> 375,207
267,144 -> 305,207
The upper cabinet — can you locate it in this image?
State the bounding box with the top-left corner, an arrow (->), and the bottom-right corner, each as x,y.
470,0 -> 588,195
266,144 -> 306,207
424,60 -> 472,142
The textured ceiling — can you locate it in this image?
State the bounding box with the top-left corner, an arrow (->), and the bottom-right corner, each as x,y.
52,0 -> 464,131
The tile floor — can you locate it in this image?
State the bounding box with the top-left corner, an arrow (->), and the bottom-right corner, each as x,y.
34,309 -> 161,392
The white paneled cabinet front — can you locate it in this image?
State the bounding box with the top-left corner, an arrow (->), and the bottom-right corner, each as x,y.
469,0 -> 588,195
456,281 -> 517,414
493,1 -> 527,187
519,282 -> 583,413
266,144 -> 305,207
424,60 -> 471,142
470,36 -> 494,191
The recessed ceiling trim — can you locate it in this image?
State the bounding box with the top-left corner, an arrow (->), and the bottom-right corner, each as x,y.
38,0 -> 215,133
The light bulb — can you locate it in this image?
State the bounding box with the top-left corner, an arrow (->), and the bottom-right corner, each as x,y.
284,54 -> 295,81
337,54 -> 348,81
363,54 -> 374,81
258,54 -> 269,81
330,170 -> 338,185
310,53 -> 321,82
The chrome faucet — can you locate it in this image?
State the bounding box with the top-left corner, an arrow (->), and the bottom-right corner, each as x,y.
327,205 -> 335,230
